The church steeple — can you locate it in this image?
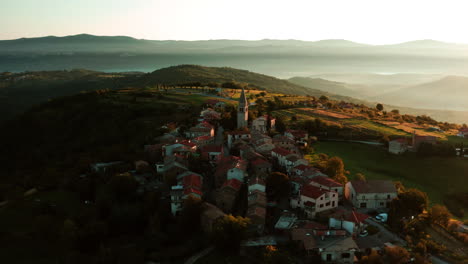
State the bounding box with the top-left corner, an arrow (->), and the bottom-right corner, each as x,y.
237,87 -> 249,128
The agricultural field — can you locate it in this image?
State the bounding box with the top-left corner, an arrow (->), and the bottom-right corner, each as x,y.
274,108 -> 409,137
313,141 -> 468,219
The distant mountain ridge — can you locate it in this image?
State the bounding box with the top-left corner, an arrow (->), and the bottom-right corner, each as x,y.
2,34 -> 468,54
374,75 -> 468,111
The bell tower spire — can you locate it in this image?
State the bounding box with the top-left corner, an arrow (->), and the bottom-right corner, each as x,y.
237,87 -> 249,128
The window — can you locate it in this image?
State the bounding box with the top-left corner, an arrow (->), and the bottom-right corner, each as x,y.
320,197 -> 323,200
380,202 -> 384,206
342,253 -> 350,258
362,195 -> 366,199
360,202 -> 367,208
320,204 -> 324,208
326,202 -> 330,206
387,194 -> 391,199
332,201 -> 335,207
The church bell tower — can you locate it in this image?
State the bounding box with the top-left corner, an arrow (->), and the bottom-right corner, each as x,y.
237,87 -> 248,128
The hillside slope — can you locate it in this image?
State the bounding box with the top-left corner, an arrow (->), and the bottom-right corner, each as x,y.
288,76 -> 364,97
139,65 -> 328,96
375,76 -> 468,111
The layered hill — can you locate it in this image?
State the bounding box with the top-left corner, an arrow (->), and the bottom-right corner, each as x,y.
374,76 -> 468,111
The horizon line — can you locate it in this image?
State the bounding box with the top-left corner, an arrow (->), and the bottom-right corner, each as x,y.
1,33 -> 467,46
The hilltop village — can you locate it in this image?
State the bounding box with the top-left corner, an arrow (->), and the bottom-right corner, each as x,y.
84,87 -> 466,263
2,84 -> 467,264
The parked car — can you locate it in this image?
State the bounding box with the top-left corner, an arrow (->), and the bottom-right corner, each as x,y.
359,230 -> 369,237
375,213 -> 388,222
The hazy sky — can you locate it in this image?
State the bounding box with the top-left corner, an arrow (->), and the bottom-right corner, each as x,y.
2,0 -> 468,44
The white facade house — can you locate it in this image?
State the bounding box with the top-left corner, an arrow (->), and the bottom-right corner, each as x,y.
309,176 -> 344,199
291,185 -> 339,218
345,180 -> 397,209
389,139 -> 408,154
227,131 -> 251,149
328,209 -> 369,235
251,115 -> 276,133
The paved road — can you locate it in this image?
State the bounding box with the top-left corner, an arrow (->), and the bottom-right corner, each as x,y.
364,219 -> 407,246
184,246 -> 214,264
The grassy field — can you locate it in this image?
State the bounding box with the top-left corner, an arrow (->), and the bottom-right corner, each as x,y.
313,141 -> 468,215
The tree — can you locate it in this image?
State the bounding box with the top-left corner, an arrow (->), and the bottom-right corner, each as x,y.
266,172 -> 290,200
389,188 -> 428,227
319,95 -> 329,102
325,157 -> 348,184
376,103 -> 384,111
212,215 -> 250,253
355,173 -> 366,181
179,195 -> 203,235
384,246 -> 410,264
359,249 -> 383,264
429,204 -> 451,227
275,117 -> 286,134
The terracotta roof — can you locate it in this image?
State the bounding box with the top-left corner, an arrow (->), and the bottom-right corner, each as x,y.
294,164 -> 312,171
222,178 -> 243,191
391,138 -> 407,144
247,206 -> 266,218
179,140 -> 196,148
201,144 -> 223,153
194,135 -> 213,141
227,130 -> 251,135
215,156 -> 246,179
184,188 -> 202,196
350,180 -> 397,194
309,176 -> 342,188
291,229 -> 317,250
330,208 -> 369,224
250,158 -> 270,167
286,129 -> 307,139
189,127 -> 212,133
300,185 -> 329,199
197,121 -> 214,128
182,174 -> 202,189
272,147 -> 291,157
459,128 -> 468,133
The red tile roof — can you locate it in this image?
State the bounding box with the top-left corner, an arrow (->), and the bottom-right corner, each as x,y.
222,178 -> 243,191
391,138 -> 407,144
309,176 -> 342,188
201,144 -> 223,153
294,164 -> 312,172
194,135 -> 213,141
300,185 -> 329,199
459,128 -> 468,133
272,147 -> 291,157
180,140 -> 196,148
287,129 -> 307,139
250,158 -> 270,167
183,174 -> 202,189
350,180 -> 397,194
330,208 -> 369,224
247,206 -> 266,218
184,188 -> 202,196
